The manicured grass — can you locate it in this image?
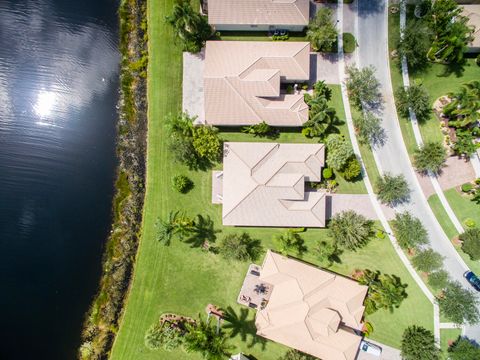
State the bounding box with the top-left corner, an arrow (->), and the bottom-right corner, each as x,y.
440,328 -> 461,354
428,189 -> 480,274
110,2 -> 432,358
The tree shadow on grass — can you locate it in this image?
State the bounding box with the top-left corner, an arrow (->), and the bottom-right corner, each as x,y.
222,306 -> 267,350
183,214 -> 221,248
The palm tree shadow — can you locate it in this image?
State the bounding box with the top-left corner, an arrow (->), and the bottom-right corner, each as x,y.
183,214 -> 221,248
222,306 -> 267,350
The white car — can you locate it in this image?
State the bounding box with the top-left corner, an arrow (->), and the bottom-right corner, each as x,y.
360,340 -> 382,356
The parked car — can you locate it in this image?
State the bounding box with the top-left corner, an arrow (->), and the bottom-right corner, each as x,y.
464,271 -> 480,292
360,340 -> 382,357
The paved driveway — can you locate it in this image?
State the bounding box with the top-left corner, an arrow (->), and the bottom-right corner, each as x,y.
182,50 -> 205,123
356,339 -> 401,360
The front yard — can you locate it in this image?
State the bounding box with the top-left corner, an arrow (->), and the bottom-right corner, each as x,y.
110,2 -> 433,359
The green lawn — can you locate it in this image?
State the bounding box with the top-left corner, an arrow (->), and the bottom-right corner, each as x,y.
219,31 -> 307,42
110,1 -> 432,358
428,188 -> 480,274
440,328 -> 462,354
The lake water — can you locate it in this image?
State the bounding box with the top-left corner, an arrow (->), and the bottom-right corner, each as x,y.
0,0 -> 119,358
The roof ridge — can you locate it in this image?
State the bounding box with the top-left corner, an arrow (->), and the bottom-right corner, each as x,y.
224,77 -> 262,122
223,184 -> 260,220
251,143 -> 280,175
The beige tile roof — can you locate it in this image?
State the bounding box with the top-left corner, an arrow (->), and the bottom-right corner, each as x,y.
463,5 -> 480,48
204,41 -> 310,126
222,142 -> 326,227
208,0 -> 310,26
256,250 -> 368,360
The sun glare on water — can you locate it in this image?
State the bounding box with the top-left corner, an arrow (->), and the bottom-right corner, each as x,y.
34,90 -> 56,117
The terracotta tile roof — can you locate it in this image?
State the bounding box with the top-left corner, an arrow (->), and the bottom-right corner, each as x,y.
256,251 -> 368,360
208,0 -> 310,26
204,41 -> 310,126
221,142 -> 326,227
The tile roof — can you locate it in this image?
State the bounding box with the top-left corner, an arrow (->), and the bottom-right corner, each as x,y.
204,41 -> 310,126
256,251 -> 368,360
208,0 -> 310,26
222,142 -> 326,227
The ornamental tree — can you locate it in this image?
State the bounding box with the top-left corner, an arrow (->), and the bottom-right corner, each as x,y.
401,325 -> 440,360
438,281 -> 480,325
412,248 -> 444,273
397,19 -> 432,71
329,210 -> 374,250
448,337 -> 480,360
306,8 -> 338,52
395,85 -> 432,123
218,233 -> 262,262
460,228 -> 480,261
413,142 -> 446,174
376,173 -> 410,206
392,211 -> 429,250
345,65 -> 382,109
353,111 -> 384,146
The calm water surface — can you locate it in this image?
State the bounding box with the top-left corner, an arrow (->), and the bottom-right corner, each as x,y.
0,0 -> 119,358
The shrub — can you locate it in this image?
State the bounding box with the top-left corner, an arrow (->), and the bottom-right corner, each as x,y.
322,167 -> 333,179
343,32 -> 356,53
428,270 -> 449,290
192,125 -> 222,162
462,183 -> 473,193
307,8 -> 338,52
313,240 -> 339,267
448,336 -> 480,359
392,211 -> 429,250
329,210 -> 374,250
376,173 -> 410,206
464,218 -> 476,228
413,142 -> 446,174
326,134 -> 354,171
217,233 -> 262,262
460,228 -> 480,261
401,325 -> 440,360
274,229 -> 306,255
278,350 -> 318,360
477,54 -> 480,66
242,121 -> 274,137
412,248 -> 443,273
341,156 -> 361,180
438,281 -> 480,325
144,322 -> 163,350
376,230 -> 386,239
172,175 -> 193,194
286,85 -> 294,94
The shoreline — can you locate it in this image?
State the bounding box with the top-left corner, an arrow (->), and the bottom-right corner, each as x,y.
78,0 -> 148,358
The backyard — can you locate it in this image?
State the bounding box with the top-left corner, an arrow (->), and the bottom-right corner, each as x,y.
110,1 -> 433,359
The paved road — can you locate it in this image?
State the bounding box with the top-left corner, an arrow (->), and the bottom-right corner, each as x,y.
356,0 -> 480,340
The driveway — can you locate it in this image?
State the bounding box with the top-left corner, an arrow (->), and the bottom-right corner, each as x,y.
182,50 -> 205,124
327,194 -> 395,220
355,0 -> 480,339
356,339 -> 401,360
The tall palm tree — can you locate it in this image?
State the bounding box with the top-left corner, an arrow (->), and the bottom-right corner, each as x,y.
183,316 -> 232,360
374,274 -> 408,313
302,95 -> 339,138
155,211 -> 195,245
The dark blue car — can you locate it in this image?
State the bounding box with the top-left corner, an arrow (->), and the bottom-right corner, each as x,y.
464,271 -> 480,292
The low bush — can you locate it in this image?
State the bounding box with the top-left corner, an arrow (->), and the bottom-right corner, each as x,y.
341,157 -> 361,180
322,167 -> 333,179
343,32 -> 356,53
460,228 -> 480,261
464,218 -> 476,228
462,183 -> 473,193
172,175 -> 193,194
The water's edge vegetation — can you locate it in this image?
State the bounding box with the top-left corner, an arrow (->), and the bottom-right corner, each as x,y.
79,0 -> 148,358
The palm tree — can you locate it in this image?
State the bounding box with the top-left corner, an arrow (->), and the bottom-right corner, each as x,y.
444,81 -> 480,128
183,316 -> 232,360
165,0 -> 211,53
329,210 -> 374,250
155,211 -> 195,245
373,274 -> 408,313
302,96 -> 339,138
183,214 -> 219,248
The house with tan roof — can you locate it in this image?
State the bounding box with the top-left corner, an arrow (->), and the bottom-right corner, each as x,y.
462,5 -> 480,52
237,250 -> 368,360
212,142 -> 326,227
205,0 -> 310,32
204,41 -> 310,127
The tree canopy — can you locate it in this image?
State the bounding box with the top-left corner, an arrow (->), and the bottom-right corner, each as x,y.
217,233 -> 262,262
392,211 -> 429,250
166,0 -> 212,53
413,142 -> 446,174
395,84 -> 432,123
460,228 -> 480,261
397,19 -> 432,71
376,173 -> 410,206
401,325 -> 440,360
274,229 -> 307,256
438,281 -> 480,325
306,8 -> 338,52
412,248 -> 444,273
329,210 -> 374,250
448,337 -> 480,360
345,65 -> 382,109
353,111 -> 384,146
